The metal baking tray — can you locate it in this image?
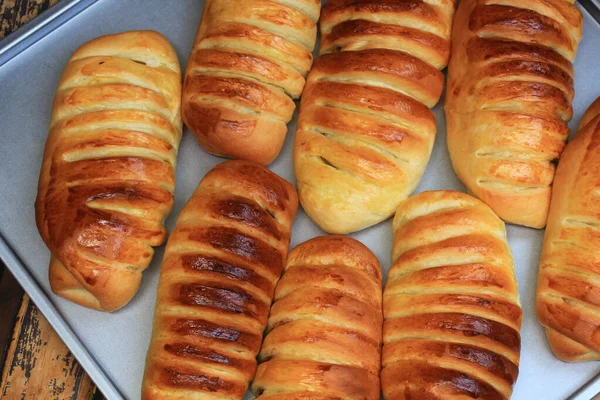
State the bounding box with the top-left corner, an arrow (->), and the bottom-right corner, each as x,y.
1,1 -> 600,399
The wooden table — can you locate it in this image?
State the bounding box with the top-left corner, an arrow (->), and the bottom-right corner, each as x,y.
0,269 -> 101,399
1,1 -> 599,400
0,4 -> 103,400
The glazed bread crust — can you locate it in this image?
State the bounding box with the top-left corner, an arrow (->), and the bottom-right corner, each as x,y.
445,0 -> 583,228
383,190 -> 522,399
142,160 -> 298,400
182,0 -> 321,165
294,0 -> 455,234
35,31 -> 182,312
252,236 -> 383,399
537,97 -> 600,362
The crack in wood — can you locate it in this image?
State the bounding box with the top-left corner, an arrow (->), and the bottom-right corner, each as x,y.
0,294 -> 99,399
0,0 -> 61,40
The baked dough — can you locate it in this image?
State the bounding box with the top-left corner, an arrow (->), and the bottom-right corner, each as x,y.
35,31 -> 182,312
445,0 -> 583,228
142,160 -> 298,399
383,190 -> 522,399
182,0 -> 321,165
537,97 -> 600,362
252,236 -> 383,399
294,0 -> 455,234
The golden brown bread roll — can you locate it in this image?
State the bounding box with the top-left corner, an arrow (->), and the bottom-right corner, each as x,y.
445,0 -> 583,228
536,97 -> 600,362
182,0 -> 321,165
142,160 -> 298,399
35,31 -> 182,312
383,190 -> 522,399
252,236 -> 383,399
294,0 -> 456,234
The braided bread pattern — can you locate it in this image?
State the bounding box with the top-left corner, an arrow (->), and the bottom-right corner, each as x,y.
383,190 -> 522,399
183,0 -> 321,165
252,236 -> 383,399
35,31 -> 182,312
294,0 -> 456,234
445,0 -> 583,228
537,97 -> 600,362
142,160 -> 297,399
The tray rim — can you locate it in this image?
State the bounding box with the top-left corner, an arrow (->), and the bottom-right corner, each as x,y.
0,0 -> 98,67
0,2 -> 121,398
1,0 -> 600,399
0,233 -> 124,400
580,0 -> 600,24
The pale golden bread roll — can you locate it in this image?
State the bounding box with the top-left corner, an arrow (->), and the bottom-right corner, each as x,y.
537,97 -> 600,362
182,0 -> 321,165
142,160 -> 298,400
294,0 -> 456,234
252,236 -> 383,399
35,31 -> 182,312
445,0 -> 583,228
383,190 -> 522,399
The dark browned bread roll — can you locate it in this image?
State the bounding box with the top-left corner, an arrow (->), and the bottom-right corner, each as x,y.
142,160 -> 298,399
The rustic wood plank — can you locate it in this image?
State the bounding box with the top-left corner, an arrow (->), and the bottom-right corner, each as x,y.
0,294 -> 99,400
0,0 -> 61,39
0,265 -> 24,369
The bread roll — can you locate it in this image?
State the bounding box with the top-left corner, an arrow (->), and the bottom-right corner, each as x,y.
294,0 -> 455,234
182,0 -> 321,165
142,160 -> 298,399
445,0 -> 583,228
537,97 -> 600,362
252,236 -> 383,399
35,31 -> 182,312
383,190 -> 522,399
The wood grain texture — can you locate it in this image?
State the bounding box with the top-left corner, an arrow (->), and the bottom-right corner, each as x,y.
0,0 -> 61,39
0,294 -> 99,399
0,266 -> 24,370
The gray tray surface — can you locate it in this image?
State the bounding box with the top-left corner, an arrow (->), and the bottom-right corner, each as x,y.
1,0 -> 600,399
